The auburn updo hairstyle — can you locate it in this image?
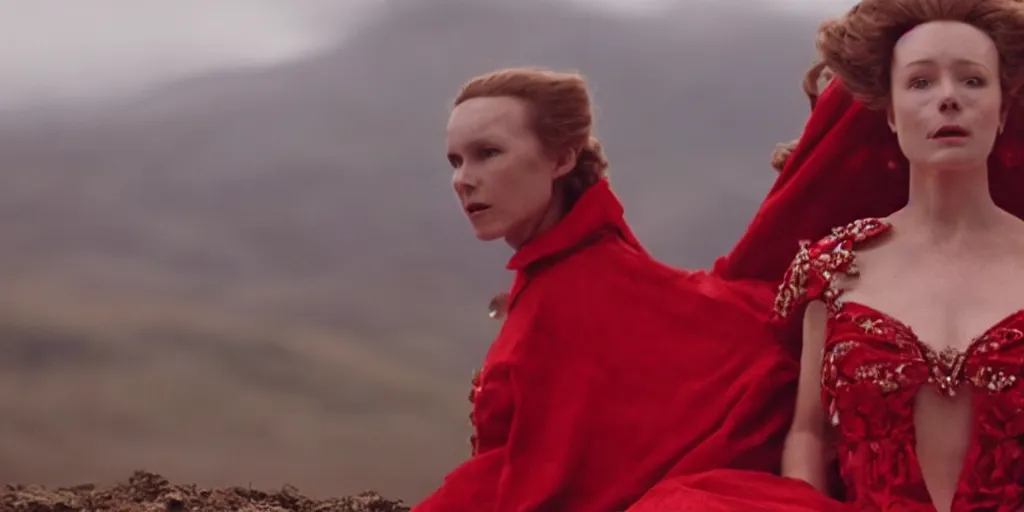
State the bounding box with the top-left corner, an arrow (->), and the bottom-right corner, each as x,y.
454,67 -> 609,208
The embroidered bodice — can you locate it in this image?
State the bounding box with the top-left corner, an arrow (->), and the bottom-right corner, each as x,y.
774,218 -> 1024,511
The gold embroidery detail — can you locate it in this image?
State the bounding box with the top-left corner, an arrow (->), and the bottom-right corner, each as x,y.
853,362 -> 907,394
966,328 -> 1023,394
774,218 -> 889,319
970,367 -> 1018,393
859,318 -> 882,334
468,367 -> 483,453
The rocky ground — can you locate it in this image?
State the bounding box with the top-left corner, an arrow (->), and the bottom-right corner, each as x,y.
0,472 -> 409,512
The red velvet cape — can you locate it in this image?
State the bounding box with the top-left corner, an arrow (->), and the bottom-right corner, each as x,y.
627,78 -> 1024,511
413,179 -> 797,511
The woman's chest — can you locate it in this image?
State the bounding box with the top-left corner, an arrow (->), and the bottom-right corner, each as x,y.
839,262 -> 1024,353
850,244 -> 1024,326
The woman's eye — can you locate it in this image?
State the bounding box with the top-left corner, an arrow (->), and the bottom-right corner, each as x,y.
910,78 -> 929,89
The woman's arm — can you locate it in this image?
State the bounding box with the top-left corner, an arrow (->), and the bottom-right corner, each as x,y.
781,300 -> 831,491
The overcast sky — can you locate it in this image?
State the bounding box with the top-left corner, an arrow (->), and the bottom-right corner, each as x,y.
573,0 -> 855,15
0,0 -> 856,108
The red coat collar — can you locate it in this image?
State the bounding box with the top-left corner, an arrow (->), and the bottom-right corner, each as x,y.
506,178 -> 643,272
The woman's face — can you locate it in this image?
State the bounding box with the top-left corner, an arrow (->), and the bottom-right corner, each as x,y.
889,21 -> 1005,171
446,96 -> 573,247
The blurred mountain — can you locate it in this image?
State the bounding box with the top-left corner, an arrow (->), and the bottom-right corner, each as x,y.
0,0 -> 824,501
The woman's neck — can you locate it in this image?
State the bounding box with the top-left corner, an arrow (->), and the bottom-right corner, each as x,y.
896,162 -> 1003,244
506,193 -> 566,250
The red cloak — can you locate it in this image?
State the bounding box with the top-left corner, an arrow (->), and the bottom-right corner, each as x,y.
627,78 -> 1024,511
413,179 -> 797,511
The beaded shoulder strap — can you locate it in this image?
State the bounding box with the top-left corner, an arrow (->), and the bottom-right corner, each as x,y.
773,218 -> 891,319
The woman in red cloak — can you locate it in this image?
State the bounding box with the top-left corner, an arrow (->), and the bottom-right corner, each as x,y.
412,68 -> 798,511
630,1 -> 1024,510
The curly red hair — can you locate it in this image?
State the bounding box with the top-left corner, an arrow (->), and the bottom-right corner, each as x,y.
770,0 -> 1024,171
804,0 -> 1024,109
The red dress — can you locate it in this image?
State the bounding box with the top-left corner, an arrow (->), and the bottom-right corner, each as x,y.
413,178 -> 798,511
629,218 -> 1024,512
779,218 -> 1024,510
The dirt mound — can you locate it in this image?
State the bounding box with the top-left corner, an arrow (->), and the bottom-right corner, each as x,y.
0,471 -> 409,512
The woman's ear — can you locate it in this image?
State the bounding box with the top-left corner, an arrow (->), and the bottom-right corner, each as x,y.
886,105 -> 897,133
551,146 -> 577,179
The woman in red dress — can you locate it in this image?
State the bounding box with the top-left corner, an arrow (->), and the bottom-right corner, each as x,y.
412,68 -> 798,511
632,1 -> 1024,511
